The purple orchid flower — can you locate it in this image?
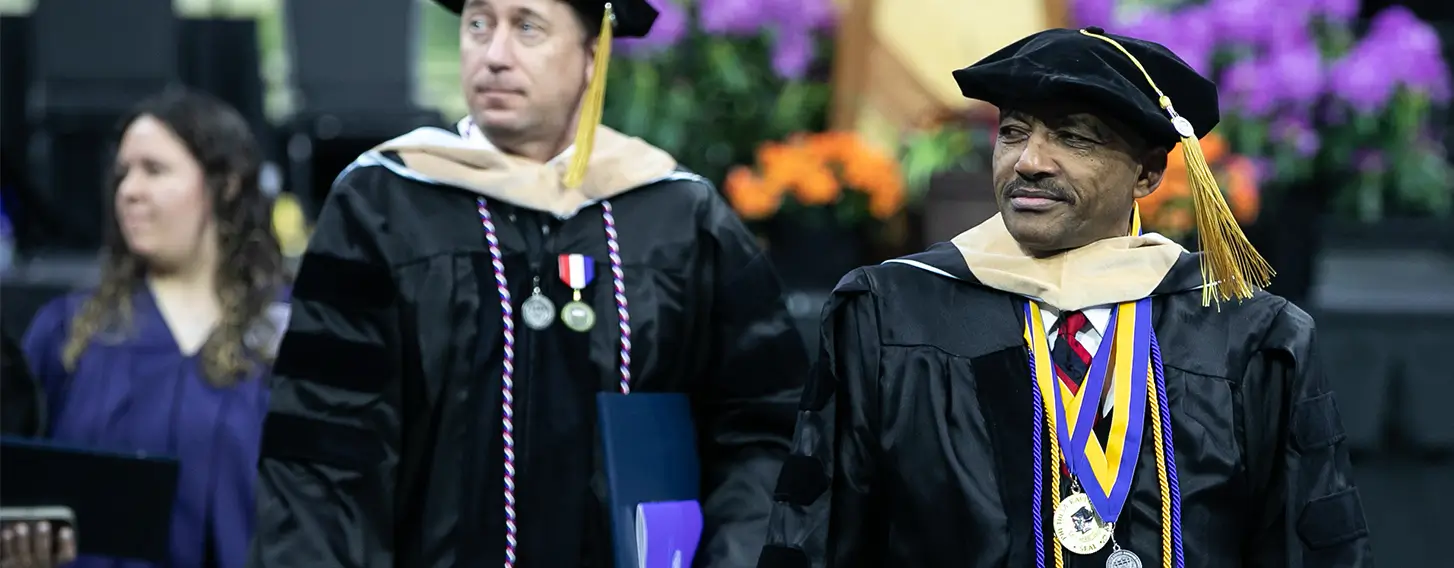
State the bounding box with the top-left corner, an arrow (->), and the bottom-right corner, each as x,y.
1070,0 -> 1117,28
1364,6 -> 1452,103
698,0 -> 766,36
616,0 -> 688,55
1265,32 -> 1326,109
1328,42 -> 1399,113
1273,117 -> 1322,157
1220,57 -> 1277,116
1115,9 -> 1212,75
770,29 -> 815,79
1206,0 -> 1317,50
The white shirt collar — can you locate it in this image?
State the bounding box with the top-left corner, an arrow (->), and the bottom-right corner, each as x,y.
1041,305 -> 1114,336
455,117 -> 576,166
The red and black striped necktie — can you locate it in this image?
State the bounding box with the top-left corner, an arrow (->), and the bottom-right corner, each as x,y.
1051,311 -> 1093,391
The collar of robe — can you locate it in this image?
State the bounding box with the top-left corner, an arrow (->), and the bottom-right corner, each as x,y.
943,212 -> 1193,311
368,123 -> 680,219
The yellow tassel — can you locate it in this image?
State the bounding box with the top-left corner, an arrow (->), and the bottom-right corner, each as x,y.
1177,122 -> 1274,306
563,4 -> 615,189
1079,29 -> 1274,307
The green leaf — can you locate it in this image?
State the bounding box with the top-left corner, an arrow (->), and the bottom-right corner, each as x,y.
707,39 -> 753,93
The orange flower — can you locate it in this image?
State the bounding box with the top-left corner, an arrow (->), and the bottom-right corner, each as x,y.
726,130 -> 908,220
869,182 -> 905,219
1222,156 -> 1260,224
1138,180 -> 1176,220
1166,143 -> 1187,172
756,141 -> 795,173
1140,133 -> 1259,239
792,162 -> 840,206
805,131 -> 858,163
1197,133 -> 1228,163
725,166 -> 781,221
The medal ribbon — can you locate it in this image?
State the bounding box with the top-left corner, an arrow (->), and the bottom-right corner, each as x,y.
1023,204 -> 1184,568
558,253 -> 597,296
1025,298 -> 1150,526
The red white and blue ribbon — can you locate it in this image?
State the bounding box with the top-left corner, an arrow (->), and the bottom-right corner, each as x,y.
557,253 -> 597,291
477,197 -> 632,568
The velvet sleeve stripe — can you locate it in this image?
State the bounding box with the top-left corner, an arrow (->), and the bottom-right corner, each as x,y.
757,546 -> 811,568
291,252 -> 396,310
259,412 -> 388,470
272,330 -> 392,393
772,453 -> 830,506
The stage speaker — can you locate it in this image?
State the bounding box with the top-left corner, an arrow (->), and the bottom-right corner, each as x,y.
24,0 -> 180,252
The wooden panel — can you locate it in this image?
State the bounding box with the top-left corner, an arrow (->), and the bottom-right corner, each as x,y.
871,0 -> 1050,109
829,0 -> 1060,137
828,0 -> 875,131
1043,0 -> 1069,29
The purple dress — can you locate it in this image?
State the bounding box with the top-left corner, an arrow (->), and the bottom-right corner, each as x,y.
22,289 -> 286,568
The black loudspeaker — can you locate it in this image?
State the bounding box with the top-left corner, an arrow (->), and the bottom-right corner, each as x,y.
281,0 -> 444,219
285,0 -> 419,113
24,0 -> 180,252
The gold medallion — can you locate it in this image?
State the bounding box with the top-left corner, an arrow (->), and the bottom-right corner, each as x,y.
560,300 -> 596,332
1052,492 -> 1112,555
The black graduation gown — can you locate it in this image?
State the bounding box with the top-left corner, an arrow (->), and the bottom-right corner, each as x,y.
758,243 -> 1373,567
249,150 -> 808,567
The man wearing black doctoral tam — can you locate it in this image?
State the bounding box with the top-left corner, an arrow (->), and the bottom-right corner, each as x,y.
248,0 -> 808,566
757,28 -> 1372,568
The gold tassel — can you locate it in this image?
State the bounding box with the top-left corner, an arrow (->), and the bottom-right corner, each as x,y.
563,4 -> 615,189
1079,29 -> 1275,306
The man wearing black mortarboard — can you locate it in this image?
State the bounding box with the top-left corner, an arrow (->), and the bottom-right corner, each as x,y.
757,28 -> 1372,568
247,1 -> 808,566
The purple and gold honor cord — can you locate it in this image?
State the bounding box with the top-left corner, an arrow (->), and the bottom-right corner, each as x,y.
1025,311 -> 1184,568
478,197 -> 634,567
1150,332 -> 1184,563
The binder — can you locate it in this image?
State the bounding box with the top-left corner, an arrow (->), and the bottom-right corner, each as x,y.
596,392 -> 704,568
0,436 -> 180,562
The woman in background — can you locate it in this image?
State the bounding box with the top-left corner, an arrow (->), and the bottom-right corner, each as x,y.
17,89 -> 287,568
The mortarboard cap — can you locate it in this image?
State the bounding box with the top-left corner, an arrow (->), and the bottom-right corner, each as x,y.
953,27 -> 1272,305
436,0 -> 660,188
433,0 -> 660,39
951,27 -> 1217,148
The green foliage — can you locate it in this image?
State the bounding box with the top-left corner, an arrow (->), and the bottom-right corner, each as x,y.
602,35 -> 832,188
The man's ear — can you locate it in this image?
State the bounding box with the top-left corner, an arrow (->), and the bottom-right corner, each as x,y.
1134,147 -> 1168,199
584,43 -> 596,85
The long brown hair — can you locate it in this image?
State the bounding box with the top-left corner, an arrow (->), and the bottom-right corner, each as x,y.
62,89 -> 285,386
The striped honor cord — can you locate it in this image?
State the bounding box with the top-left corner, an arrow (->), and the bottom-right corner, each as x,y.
477,197 -> 633,567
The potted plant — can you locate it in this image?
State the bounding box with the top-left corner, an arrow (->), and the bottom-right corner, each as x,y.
604,0 -> 839,187
724,131 -> 908,289
1074,0 -> 1454,302
899,106 -> 1002,245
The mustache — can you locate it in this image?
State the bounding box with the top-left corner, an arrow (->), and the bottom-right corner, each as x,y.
1002,178 -> 1072,202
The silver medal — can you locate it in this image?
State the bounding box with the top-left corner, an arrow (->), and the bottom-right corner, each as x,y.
521,293 -> 556,330
1106,549 -> 1142,568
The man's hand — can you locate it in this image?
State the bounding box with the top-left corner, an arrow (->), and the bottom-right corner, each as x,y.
0,521 -> 77,568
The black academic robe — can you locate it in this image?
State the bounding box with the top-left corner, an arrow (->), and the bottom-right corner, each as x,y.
757,243 -> 1373,568
249,151 -> 808,567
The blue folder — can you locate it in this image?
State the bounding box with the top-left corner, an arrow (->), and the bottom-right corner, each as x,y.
597,392 -> 702,568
